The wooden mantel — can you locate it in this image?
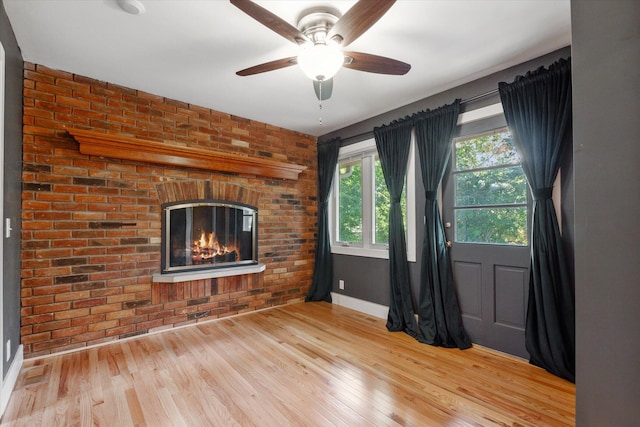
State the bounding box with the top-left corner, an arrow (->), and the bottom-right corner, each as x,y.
67,128 -> 307,180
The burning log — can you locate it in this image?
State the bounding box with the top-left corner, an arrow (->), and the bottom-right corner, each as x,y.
190,230 -> 239,264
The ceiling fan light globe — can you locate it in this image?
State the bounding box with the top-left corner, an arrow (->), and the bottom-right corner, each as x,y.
297,44 -> 344,81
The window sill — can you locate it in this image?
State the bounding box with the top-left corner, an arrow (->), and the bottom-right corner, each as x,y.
331,245 -> 416,262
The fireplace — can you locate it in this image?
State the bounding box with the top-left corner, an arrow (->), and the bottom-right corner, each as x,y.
161,200 -> 258,274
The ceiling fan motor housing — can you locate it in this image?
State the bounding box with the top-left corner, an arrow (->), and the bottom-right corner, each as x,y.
297,11 -> 340,45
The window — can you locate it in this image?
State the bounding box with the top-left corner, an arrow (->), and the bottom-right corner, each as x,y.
330,138 -> 416,261
452,129 -> 529,245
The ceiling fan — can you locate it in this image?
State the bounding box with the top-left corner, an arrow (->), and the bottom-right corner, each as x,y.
230,0 -> 411,101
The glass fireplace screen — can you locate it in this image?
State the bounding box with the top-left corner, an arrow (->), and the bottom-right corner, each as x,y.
162,201 -> 258,273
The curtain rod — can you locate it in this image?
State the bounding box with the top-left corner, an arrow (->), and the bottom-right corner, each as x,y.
460,88 -> 499,105
335,89 -> 501,145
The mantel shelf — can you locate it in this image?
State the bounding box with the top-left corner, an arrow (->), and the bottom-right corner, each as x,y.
67,128 -> 307,180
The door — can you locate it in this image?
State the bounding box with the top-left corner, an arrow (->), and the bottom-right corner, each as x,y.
442,128 -> 531,358
0,40 -> 5,401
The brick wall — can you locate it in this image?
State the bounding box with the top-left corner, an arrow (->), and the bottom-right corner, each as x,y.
21,63 -> 318,357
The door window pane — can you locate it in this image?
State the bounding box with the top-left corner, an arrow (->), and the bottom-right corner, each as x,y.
455,207 -> 528,245
456,166 -> 528,206
453,130 -> 528,246
455,131 -> 520,170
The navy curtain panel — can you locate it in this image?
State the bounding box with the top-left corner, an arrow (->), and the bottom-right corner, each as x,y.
499,58 -> 575,382
414,100 -> 472,349
306,138 -> 341,302
374,121 -> 418,337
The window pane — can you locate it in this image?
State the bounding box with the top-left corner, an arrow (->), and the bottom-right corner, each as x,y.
373,156 -> 407,245
338,159 -> 363,243
455,166 -> 528,206
455,131 -> 520,171
374,157 -> 390,244
455,207 -> 528,245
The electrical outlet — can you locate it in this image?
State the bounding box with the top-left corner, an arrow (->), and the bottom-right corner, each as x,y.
6,340 -> 10,362
339,279 -> 345,290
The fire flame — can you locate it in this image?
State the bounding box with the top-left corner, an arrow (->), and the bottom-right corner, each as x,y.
192,230 -> 238,262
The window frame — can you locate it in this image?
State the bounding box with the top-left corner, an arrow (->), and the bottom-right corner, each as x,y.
329,137 -> 416,262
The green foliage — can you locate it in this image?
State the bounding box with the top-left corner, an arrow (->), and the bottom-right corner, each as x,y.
456,167 -> 527,206
456,207 -> 528,245
374,157 -> 390,244
455,131 -> 520,170
374,156 -> 407,244
338,160 -> 363,243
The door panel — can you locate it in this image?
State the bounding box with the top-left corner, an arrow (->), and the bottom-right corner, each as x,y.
494,265 -> 527,328
454,261 -> 482,320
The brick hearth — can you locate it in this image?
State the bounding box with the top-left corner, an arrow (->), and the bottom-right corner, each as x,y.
21,63 -> 318,357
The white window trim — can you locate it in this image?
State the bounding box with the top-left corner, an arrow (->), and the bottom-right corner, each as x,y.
330,137 -> 416,262
457,102 -> 504,125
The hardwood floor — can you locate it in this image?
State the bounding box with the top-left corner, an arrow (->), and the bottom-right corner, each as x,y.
2,302 -> 575,426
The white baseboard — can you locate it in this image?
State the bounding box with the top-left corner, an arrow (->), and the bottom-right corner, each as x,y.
1,344 -> 23,417
331,292 -> 389,320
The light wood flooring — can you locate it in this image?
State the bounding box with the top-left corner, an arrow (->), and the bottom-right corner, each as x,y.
1,302 -> 575,426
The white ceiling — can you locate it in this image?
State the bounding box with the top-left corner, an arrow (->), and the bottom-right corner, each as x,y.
4,0 -> 571,137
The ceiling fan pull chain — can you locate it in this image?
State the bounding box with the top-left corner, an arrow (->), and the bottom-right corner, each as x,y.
318,80 -> 323,125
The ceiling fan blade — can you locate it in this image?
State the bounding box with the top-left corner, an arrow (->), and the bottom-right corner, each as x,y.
328,0 -> 396,47
313,78 -> 333,101
230,0 -> 309,45
236,56 -> 297,76
343,51 -> 410,75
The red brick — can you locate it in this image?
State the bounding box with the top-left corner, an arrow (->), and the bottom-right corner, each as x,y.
88,320 -> 119,332
105,325 -> 135,337
22,295 -> 54,307
105,309 -> 135,320
53,326 -> 88,339
32,302 -> 71,314
33,320 -> 71,333
54,308 -> 90,320
35,82 -> 72,97
35,65 -> 73,79
56,95 -> 90,109
89,303 -> 122,314
22,313 -> 55,326
21,331 -> 52,345
72,298 -> 107,308
31,338 -> 73,353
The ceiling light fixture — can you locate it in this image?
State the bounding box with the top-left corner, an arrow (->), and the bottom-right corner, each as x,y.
297,43 -> 344,81
117,0 -> 146,15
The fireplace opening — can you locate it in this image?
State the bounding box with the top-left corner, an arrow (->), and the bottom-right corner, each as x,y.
161,201 -> 258,274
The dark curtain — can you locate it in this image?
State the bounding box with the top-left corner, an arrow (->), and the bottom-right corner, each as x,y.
306,138 -> 341,302
414,100 -> 472,349
374,120 -> 418,337
499,58 -> 574,382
